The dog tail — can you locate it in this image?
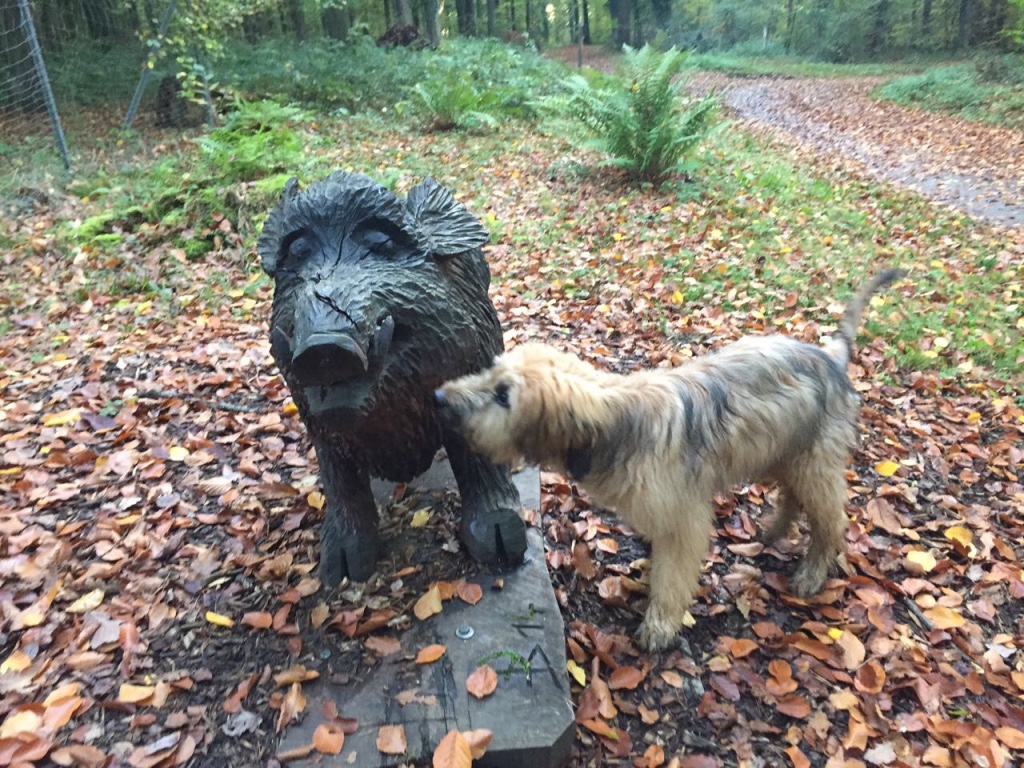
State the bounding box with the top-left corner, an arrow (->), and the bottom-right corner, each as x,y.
828,269 -> 905,366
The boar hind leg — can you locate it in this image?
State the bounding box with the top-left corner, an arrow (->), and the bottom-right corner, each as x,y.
444,431 -> 527,566
315,442 -> 381,586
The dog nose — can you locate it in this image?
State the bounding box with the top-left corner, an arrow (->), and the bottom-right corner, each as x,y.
433,389 -> 448,408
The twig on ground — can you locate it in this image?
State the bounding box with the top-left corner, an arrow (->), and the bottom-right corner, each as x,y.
135,389 -> 266,414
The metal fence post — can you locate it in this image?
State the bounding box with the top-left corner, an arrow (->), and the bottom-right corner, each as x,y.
123,0 -> 178,129
17,0 -> 71,172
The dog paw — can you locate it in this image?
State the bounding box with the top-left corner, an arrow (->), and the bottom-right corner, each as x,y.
788,560 -> 827,597
638,616 -> 681,652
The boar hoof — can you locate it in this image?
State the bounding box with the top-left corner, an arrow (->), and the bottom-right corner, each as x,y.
461,506 -> 527,565
320,524 -> 382,587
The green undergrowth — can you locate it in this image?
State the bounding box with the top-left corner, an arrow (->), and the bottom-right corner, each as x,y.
875,59 -> 1024,128
690,53 -> 928,79
22,99 -> 1020,388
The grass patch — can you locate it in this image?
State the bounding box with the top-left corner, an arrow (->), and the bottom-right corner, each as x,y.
876,61 -> 1024,128
690,53 -> 928,79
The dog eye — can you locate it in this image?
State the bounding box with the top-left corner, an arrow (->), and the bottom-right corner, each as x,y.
494,383 -> 510,409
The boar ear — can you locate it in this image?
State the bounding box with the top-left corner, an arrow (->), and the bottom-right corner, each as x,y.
257,176 -> 301,277
406,178 -> 490,257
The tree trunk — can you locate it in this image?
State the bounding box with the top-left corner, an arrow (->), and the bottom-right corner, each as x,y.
82,0 -> 116,38
957,0 -> 970,48
569,0 -> 578,42
921,0 -> 931,36
486,0 -> 496,37
322,7 -> 349,40
609,0 -> 630,47
582,0 -> 591,43
423,0 -> 441,46
525,0 -> 531,39
509,0 -> 516,31
287,0 -> 307,42
785,0 -> 796,52
458,0 -> 477,35
650,0 -> 670,31
869,0 -> 889,54
398,0 -> 414,26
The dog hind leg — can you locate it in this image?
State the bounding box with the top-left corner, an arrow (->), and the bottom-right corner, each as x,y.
783,452 -> 848,597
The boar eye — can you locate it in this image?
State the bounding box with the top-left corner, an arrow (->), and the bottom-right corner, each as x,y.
281,231 -> 314,266
494,383 -> 510,409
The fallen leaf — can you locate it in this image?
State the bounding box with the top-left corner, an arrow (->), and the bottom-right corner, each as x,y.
608,665 -> 646,690
567,659 -> 586,686
924,605 -> 965,629
313,723 -> 345,755
414,585 -> 443,621
461,729 -> 493,759
66,588 -> 105,613
466,665 -> 498,699
432,730 -> 471,768
906,550 -> 937,574
874,460 -> 899,477
273,665 -> 319,687
410,508 -> 431,527
456,581 -> 483,605
415,644 -> 447,664
376,724 -> 407,755
205,611 -> 235,628
118,684 -> 155,704
276,683 -> 306,733
241,612 -> 273,630
365,636 -> 402,656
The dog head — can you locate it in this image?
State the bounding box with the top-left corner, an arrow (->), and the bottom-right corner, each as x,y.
434,343 -> 601,468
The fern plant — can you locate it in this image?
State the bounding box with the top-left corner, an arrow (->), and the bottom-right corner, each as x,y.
402,68 -> 500,132
560,44 -> 718,182
196,99 -> 308,182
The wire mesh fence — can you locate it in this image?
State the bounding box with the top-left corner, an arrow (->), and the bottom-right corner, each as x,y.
0,0 -> 69,170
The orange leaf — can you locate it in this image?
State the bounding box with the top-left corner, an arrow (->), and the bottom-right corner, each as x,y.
776,695 -> 811,719
376,724 -> 407,755
414,585 -> 443,621
275,683 -> 306,733
241,612 -> 273,630
995,726 -> 1024,749
273,665 -> 319,687
313,723 -> 345,755
415,644 -> 447,664
461,729 -> 493,760
608,665 -> 646,690
466,665 -> 498,699
642,744 -> 666,768
854,660 -> 886,694
456,581 -> 483,605
118,684 -> 155,704
579,718 -> 618,740
729,638 -> 759,658
659,670 -> 684,688
785,745 -> 811,768
924,605 -> 965,629
432,730 -> 471,768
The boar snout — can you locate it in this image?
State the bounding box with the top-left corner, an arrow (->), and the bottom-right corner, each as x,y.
291,331 -> 368,385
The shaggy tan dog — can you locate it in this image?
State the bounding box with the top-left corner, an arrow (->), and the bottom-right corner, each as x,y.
435,271 -> 903,650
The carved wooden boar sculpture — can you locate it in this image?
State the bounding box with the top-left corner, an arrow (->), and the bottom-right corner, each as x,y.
258,172 -> 527,585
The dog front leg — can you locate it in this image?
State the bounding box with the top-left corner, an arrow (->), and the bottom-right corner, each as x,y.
638,508 -> 711,652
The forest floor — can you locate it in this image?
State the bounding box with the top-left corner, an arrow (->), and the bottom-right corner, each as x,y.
1,57 -> 1023,768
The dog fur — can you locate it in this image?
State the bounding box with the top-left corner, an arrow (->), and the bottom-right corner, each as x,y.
436,270 -> 903,650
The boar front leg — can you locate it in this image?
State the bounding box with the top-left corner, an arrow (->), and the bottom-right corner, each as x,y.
315,441 -> 381,586
443,430 -> 527,566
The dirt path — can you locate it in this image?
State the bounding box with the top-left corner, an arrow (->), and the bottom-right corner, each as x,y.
692,73 -> 1024,228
